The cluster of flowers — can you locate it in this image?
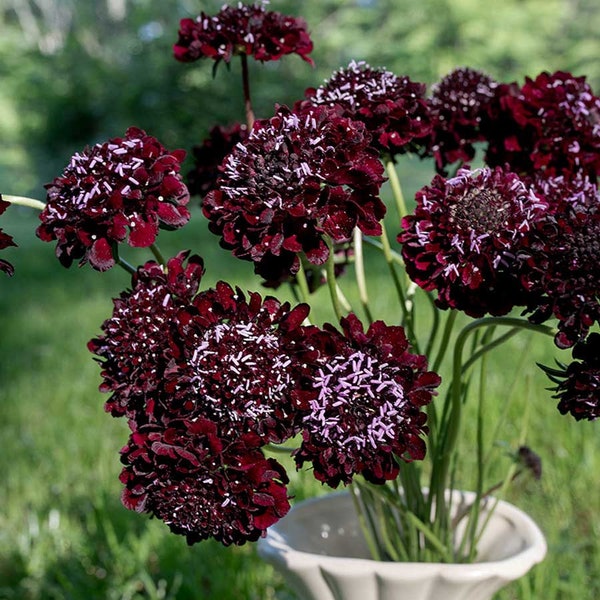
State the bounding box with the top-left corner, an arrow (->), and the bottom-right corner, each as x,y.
191,59 -> 600,422
88,251 -> 439,544
3,1 -> 600,547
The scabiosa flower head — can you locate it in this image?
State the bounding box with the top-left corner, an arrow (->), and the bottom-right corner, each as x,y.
88,252 -> 205,418
305,60 -> 430,156
187,123 -> 248,198
399,167 -> 547,318
166,281 -> 311,443
485,71 -> 600,179
425,67 -> 498,172
37,127 -> 190,271
173,2 -> 313,66
294,314 -> 441,487
0,196 -> 16,276
120,418 -> 290,546
542,333 -> 600,420
522,175 -> 600,348
203,104 -> 385,285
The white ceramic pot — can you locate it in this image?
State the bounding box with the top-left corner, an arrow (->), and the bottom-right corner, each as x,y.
257,490 -> 547,600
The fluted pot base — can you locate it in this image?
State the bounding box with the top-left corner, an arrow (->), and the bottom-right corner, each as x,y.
257,491 -> 547,600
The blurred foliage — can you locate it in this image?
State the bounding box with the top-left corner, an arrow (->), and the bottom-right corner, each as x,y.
1,0 -> 600,197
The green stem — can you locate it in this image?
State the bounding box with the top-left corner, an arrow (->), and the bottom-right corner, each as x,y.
362,237 -> 405,266
349,484 -> 382,561
3,195 -> 46,211
116,256 -> 136,275
150,243 -> 166,266
353,228 -> 374,324
379,223 -> 419,350
431,310 -> 458,373
325,237 -> 344,321
385,159 -> 408,221
240,54 -> 255,130
294,261 -> 311,304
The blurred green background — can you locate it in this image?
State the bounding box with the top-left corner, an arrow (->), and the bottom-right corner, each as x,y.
2,1 -> 600,599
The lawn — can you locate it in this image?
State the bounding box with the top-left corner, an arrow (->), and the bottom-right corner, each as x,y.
1,161 -> 599,599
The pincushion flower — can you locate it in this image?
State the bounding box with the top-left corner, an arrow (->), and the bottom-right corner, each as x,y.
485,71 -> 600,179
203,104 -> 385,284
164,281 -> 311,443
88,252 -> 205,418
37,127 -> 190,271
425,67 -> 498,172
120,418 -> 290,546
399,166 -> 547,317
0,196 -> 16,276
543,333 -> 600,421
187,123 -> 248,198
294,314 -> 441,487
305,60 -> 430,156
173,2 -> 313,65
522,175 -> 600,349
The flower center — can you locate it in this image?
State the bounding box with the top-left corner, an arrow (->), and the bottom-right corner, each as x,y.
189,320 -> 293,422
450,188 -> 510,236
569,218 -> 600,271
304,350 -> 406,450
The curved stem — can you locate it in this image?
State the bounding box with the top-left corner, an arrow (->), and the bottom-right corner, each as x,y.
431,316 -> 556,535
240,54 -> 255,130
3,195 -> 46,211
385,159 -> 408,221
116,256 -> 136,275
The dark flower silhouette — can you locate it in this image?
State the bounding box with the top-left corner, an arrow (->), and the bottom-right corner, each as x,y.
294,314 -> 440,487
38,127 -> 190,271
174,2 -> 313,65
203,104 -> 385,285
187,123 -> 248,198
522,175 -> 600,348
120,418 -> 290,545
543,333 -> 600,421
88,252 -> 205,418
399,167 -> 547,317
484,71 -> 600,180
305,60 -> 430,157
425,67 -> 498,172
165,281 -> 312,443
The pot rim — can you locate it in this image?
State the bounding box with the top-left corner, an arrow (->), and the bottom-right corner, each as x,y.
257,490 -> 547,577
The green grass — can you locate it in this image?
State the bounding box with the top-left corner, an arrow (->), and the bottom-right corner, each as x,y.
1,167 -> 600,599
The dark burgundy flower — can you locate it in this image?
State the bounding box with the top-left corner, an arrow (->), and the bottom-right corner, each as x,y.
542,333 -> 600,420
165,281 -> 311,443
174,3 -> 313,65
294,314 -> 440,487
38,127 -> 190,271
120,418 -> 290,545
305,60 -> 430,157
425,67 -> 498,172
187,123 -> 248,198
204,104 -> 385,285
522,175 -> 600,348
399,167 -> 547,318
88,252 -> 205,418
0,196 -> 16,276
484,71 -> 600,180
